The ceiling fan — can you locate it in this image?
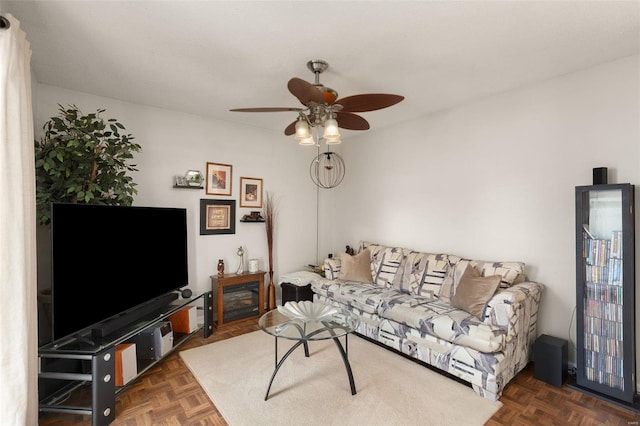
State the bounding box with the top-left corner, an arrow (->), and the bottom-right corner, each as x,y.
230,59 -> 404,145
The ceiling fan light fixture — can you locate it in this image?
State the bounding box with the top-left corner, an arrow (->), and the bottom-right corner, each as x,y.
323,118 -> 340,139
299,135 -> 315,146
324,135 -> 342,145
295,118 -> 310,140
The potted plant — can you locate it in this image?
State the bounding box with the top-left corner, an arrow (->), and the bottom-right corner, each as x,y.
34,104 -> 141,225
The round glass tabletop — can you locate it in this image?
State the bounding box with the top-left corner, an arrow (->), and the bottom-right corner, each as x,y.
259,303 -> 359,341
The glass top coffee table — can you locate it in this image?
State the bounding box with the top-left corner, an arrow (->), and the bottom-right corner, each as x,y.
259,301 -> 359,400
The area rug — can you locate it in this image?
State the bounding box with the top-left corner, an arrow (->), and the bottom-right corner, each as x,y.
180,331 -> 502,426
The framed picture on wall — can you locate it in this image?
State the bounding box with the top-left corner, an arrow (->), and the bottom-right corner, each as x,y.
239,177 -> 263,208
200,199 -> 236,235
206,162 -> 232,196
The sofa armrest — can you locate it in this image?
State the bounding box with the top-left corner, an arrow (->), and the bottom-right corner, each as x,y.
323,257 -> 341,280
483,281 -> 544,340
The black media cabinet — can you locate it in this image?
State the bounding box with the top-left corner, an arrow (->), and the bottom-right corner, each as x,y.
38,291 -> 213,426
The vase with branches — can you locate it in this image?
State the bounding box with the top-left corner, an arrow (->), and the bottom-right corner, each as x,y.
263,191 -> 277,310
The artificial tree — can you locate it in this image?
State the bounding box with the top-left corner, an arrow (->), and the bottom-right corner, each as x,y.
34,104 -> 141,225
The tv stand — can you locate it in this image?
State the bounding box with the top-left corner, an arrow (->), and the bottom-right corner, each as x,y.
38,291 -> 213,426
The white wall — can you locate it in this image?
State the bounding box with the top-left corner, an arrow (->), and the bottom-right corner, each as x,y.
35,85 -> 320,301
36,56 -> 640,369
328,55 -> 640,366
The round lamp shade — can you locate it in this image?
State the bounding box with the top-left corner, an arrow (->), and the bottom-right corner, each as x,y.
310,151 -> 345,189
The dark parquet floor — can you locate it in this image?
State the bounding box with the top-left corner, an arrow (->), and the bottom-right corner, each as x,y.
39,317 -> 640,426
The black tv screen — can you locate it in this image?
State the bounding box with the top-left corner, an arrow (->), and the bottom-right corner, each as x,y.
50,203 -> 189,341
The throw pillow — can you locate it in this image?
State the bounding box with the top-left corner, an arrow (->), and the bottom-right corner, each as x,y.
324,257 -> 342,280
470,260 -> 525,288
338,249 -> 373,283
451,264 -> 501,319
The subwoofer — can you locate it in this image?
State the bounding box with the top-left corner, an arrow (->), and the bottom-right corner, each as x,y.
534,334 -> 568,387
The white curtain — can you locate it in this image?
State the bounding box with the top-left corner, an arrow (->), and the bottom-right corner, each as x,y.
0,14 -> 38,426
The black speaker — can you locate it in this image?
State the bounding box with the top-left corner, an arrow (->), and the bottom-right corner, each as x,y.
534,334 -> 568,387
181,288 -> 193,298
593,167 -> 608,185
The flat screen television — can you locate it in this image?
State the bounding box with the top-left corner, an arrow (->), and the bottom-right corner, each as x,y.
50,203 -> 189,341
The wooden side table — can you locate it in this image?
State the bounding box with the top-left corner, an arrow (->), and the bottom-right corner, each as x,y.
211,271 -> 265,326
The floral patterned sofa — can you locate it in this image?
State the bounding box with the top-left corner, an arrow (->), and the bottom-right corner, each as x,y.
310,241 -> 544,401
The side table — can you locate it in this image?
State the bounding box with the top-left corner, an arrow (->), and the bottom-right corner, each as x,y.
281,282 -> 314,304
211,271 -> 265,326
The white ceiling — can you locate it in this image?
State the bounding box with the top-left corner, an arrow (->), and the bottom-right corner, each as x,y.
5,1 -> 640,136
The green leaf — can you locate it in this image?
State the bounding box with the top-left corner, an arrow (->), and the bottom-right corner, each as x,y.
34,105 -> 141,225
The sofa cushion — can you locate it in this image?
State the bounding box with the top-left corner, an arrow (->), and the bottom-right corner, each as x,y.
380,295 -> 507,353
451,265 -> 501,319
338,249 -> 373,283
440,258 -> 525,303
311,278 -> 396,314
361,242 -> 405,288
395,251 -> 451,299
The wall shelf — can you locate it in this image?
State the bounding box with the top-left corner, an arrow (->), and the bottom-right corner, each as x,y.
173,185 -> 203,190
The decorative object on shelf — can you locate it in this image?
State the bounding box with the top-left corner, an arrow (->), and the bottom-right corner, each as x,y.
174,170 -> 204,188
248,258 -> 259,273
264,191 -> 278,310
217,259 -> 224,276
34,104 -> 141,225
277,300 -> 338,322
185,170 -> 203,186
200,199 -> 236,235
240,177 -> 263,208
236,246 -> 245,274
230,59 -> 403,146
310,151 -> 345,189
241,211 -> 265,222
206,162 -> 232,196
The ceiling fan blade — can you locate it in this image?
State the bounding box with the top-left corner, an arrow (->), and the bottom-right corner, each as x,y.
230,107 -> 303,112
336,94 -> 404,113
284,121 -> 296,136
336,112 -> 370,130
288,77 -> 325,106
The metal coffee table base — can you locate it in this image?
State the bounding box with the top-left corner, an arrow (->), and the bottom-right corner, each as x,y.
264,332 -> 356,401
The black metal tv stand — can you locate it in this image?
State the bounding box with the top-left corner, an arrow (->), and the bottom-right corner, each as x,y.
38,291 -> 213,426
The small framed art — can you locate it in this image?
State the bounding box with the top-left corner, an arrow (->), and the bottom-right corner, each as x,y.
200,199 -> 236,235
240,177 -> 263,208
206,162 -> 232,196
